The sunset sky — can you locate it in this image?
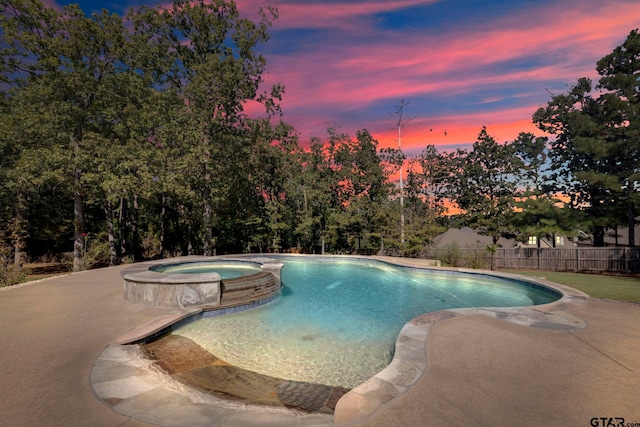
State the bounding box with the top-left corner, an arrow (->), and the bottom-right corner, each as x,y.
58,0 -> 640,153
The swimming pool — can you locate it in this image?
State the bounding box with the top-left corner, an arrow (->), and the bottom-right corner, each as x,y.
174,256 -> 560,388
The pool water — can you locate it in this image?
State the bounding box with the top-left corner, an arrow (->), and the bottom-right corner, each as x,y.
175,257 -> 559,388
150,261 -> 262,279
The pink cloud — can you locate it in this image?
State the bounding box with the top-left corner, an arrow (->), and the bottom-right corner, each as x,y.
254,0 -> 640,149
41,0 -> 63,7
236,0 -> 440,31
270,2 -> 639,102
48,0 -> 637,153
87,0 -> 634,152
375,107 -> 542,152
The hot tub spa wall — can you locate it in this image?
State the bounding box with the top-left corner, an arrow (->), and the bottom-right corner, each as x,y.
121,261 -> 283,309
122,271 -> 222,308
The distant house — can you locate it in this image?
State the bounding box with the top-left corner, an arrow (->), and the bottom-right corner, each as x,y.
570,218 -> 640,247
603,222 -> 640,247
431,227 -> 517,249
519,234 -> 577,248
432,227 -> 579,249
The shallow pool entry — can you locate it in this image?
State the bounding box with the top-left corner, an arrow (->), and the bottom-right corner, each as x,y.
174,257 -> 559,388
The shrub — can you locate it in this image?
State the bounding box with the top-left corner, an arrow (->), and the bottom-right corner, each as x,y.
0,251 -> 25,287
61,232 -> 111,271
1,264 -> 25,287
440,242 -> 463,267
142,233 -> 162,260
432,243 -> 490,269
0,238 -> 23,286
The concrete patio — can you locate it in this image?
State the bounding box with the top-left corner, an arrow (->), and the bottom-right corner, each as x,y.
1,260 -> 639,426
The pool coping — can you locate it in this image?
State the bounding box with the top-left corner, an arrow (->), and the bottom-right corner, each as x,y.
91,255 -> 589,427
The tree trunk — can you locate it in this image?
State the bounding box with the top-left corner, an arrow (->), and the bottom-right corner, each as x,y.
105,200 -> 118,266
160,193 -> 166,255
593,225 -> 605,247
203,201 -> 212,256
628,187 -> 635,247
11,194 -> 27,267
202,183 -> 212,256
73,191 -> 85,271
119,196 -> 128,261
71,131 -> 85,272
132,194 -> 140,261
303,187 -> 308,212
13,242 -> 21,267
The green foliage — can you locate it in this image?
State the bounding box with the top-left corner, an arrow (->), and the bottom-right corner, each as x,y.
141,232 -> 162,260
440,242 -> 463,267
1,0 -> 291,263
60,232 -> 111,271
446,127 -> 520,244
0,0 -> 152,269
0,238 -> 25,287
285,128 -> 392,254
433,242 -> 489,269
534,29 -> 640,246
0,262 -> 25,287
511,131 -> 580,244
1,2 -> 638,264
414,144 -> 456,217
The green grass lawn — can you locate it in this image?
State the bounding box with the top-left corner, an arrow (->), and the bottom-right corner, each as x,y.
505,270 -> 640,304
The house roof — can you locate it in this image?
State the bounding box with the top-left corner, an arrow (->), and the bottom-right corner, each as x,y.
431,227 -> 517,249
574,217 -> 640,247
603,223 -> 640,246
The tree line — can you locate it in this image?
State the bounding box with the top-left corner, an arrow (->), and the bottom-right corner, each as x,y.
1,0 -> 638,282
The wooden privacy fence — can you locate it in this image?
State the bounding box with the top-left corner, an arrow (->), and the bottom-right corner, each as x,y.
491,247 -> 640,273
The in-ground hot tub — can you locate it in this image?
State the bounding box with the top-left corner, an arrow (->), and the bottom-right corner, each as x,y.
121,258 -> 284,309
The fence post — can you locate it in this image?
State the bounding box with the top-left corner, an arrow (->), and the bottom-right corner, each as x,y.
575,247 -> 580,272
625,247 -> 629,273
